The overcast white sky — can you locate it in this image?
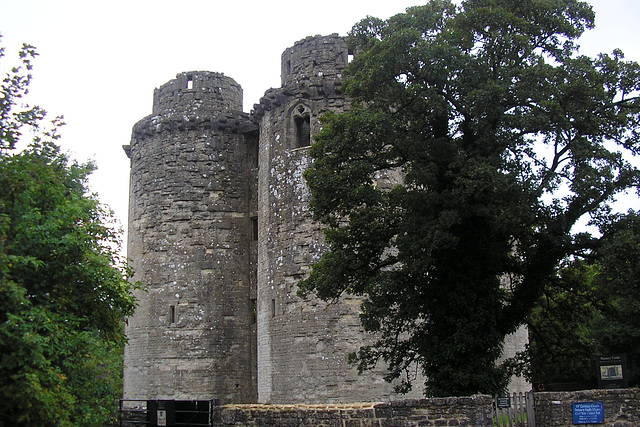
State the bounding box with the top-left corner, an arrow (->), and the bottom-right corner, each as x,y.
0,0 -> 639,249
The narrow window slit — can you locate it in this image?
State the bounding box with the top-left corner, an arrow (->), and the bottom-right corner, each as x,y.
251,299 -> 257,324
251,217 -> 258,241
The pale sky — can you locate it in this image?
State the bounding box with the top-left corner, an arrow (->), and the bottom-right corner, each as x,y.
0,0 -> 638,250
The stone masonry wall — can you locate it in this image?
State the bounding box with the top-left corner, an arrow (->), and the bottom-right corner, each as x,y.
211,396 -> 493,426
533,388 -> 640,426
255,34 -> 425,403
123,72 -> 257,403
124,34 -> 530,406
153,71 -> 243,116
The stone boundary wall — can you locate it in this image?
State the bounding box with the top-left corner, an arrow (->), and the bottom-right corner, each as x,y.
211,396 -> 493,426
533,388 -> 640,426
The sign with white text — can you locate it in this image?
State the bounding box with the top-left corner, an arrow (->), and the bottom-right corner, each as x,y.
572,401 -> 604,424
596,354 -> 628,389
496,396 -> 511,409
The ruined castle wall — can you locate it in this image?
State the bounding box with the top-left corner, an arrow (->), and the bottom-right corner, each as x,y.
256,35 -> 424,404
123,72 -> 257,403
123,35 -> 530,406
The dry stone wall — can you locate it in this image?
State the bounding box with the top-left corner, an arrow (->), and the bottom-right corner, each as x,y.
211,396 -> 493,426
533,388 -> 640,426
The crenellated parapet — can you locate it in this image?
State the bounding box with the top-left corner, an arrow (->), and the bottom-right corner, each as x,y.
124,71 -> 258,160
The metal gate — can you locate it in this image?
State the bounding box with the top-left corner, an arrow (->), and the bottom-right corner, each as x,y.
120,400 -> 216,427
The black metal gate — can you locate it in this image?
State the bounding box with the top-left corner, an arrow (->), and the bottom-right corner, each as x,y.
120,399 -> 216,427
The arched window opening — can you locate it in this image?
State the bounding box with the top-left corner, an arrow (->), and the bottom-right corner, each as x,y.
294,115 -> 311,148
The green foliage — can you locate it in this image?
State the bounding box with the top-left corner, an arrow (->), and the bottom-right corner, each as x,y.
0,35 -> 46,152
300,0 -> 640,397
591,212 -> 640,385
0,38 -> 137,426
527,212 -> 640,389
527,260 -> 601,388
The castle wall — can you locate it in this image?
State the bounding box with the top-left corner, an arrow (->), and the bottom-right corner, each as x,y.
123,72 -> 257,403
255,35 -> 425,404
501,326 -> 531,394
123,35 -> 530,406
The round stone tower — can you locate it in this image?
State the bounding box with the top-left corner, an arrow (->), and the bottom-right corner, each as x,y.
123,71 -> 258,403
256,34 -> 424,403
123,35 -> 529,407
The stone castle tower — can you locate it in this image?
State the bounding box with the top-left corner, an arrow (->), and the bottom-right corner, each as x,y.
123,34 -> 529,404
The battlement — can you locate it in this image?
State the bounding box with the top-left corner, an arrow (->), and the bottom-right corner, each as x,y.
280,34 -> 349,88
152,71 -> 243,116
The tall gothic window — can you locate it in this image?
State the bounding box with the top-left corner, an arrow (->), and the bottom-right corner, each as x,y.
292,104 -> 311,148
295,115 -> 311,148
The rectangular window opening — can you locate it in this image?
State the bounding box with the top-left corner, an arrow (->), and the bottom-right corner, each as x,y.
271,299 -> 276,318
169,305 -> 176,323
252,138 -> 259,168
251,299 -> 257,324
251,217 -> 258,241
186,75 -> 194,89
246,132 -> 259,168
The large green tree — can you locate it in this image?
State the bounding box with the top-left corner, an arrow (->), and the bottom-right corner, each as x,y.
299,0 -> 640,396
0,38 -> 137,426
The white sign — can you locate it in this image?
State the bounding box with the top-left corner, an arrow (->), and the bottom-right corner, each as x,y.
157,409 -> 167,426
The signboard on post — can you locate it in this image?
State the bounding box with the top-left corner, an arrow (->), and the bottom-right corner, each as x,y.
147,400 -> 175,427
596,354 -> 628,389
572,401 -> 604,424
496,396 -> 511,409
157,410 -> 167,427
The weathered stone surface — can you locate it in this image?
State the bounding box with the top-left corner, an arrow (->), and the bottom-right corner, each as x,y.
256,34 -> 426,404
123,71 -> 258,403
123,34 -> 529,405
534,388 -> 640,426
210,397 -> 493,426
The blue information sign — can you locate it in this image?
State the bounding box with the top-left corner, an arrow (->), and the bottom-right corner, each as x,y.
572,401 -> 604,424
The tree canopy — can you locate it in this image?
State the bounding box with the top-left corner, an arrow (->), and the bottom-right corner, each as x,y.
299,0 -> 640,396
528,210 -> 640,390
0,37 -> 137,426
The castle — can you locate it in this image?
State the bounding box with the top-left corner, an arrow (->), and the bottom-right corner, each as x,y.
122,34 -> 529,404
